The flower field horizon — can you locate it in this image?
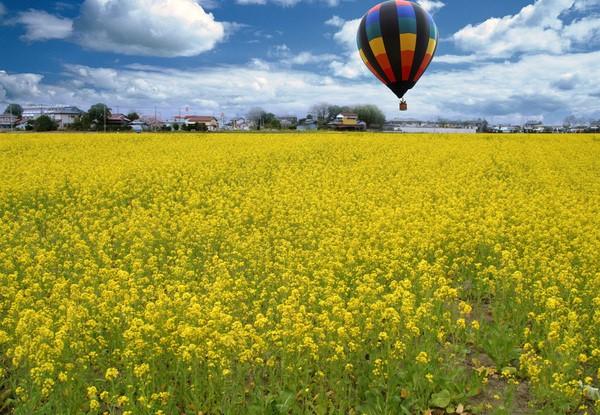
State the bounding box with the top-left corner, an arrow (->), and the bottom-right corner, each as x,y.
0,132 -> 599,414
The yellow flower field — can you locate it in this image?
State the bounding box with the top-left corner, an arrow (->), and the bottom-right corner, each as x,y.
0,132 -> 599,414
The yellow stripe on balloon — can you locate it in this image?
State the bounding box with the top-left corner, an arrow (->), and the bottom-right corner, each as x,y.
369,37 -> 386,57
426,38 -> 436,55
399,33 -> 416,52
359,49 -> 369,64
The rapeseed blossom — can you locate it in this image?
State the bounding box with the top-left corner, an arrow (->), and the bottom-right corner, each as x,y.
0,132 -> 599,413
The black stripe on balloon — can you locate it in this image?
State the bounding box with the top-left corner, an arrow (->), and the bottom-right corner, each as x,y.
409,4 -> 430,82
380,1 -> 401,83
358,17 -> 389,83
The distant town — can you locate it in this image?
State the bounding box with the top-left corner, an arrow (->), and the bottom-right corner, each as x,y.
1,103 -> 599,134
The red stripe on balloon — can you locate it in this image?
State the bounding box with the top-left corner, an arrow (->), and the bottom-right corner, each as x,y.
365,61 -> 388,84
414,53 -> 433,81
375,54 -> 397,83
401,50 -> 414,80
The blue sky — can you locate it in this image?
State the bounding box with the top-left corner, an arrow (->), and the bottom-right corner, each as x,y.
1,0 -> 599,123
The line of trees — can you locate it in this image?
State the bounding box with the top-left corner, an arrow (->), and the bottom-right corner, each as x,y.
246,108 -> 283,130
246,104 -> 386,130
310,103 -> 386,128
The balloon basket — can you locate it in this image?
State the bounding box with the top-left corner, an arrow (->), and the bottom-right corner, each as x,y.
399,100 -> 408,111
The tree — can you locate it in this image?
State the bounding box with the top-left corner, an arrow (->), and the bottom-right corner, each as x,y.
477,119 -> 489,133
127,112 -> 140,121
34,115 -> 58,132
173,123 -> 180,131
563,115 -> 586,127
247,107 -> 267,129
262,112 -> 281,129
4,103 -> 23,118
353,104 -> 385,128
327,105 -> 352,122
87,103 -> 111,130
310,103 -> 330,125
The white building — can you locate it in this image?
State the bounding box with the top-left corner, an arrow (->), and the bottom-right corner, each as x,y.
383,120 -> 478,134
0,114 -> 19,130
21,105 -> 84,129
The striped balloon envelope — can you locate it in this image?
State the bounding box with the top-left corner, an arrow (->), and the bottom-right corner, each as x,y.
357,0 -> 438,103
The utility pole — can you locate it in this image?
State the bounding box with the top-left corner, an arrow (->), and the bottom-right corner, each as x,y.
103,105 -> 106,133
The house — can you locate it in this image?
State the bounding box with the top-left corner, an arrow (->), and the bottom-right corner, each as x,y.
499,125 -> 521,133
337,113 -> 358,126
222,117 -> 250,131
383,120 -> 477,134
278,116 -> 298,129
297,116 -> 318,131
328,113 -> 366,131
21,105 -> 84,129
106,113 -> 131,128
129,119 -> 150,133
0,114 -> 19,130
176,115 -> 219,131
523,121 -> 545,133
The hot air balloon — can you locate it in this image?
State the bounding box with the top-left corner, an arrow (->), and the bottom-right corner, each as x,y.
356,0 -> 438,111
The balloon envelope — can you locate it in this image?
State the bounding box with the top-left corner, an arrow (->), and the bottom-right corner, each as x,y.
356,0 -> 438,99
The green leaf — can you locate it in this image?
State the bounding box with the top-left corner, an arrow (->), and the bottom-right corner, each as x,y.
430,389 -> 452,408
276,390 -> 295,411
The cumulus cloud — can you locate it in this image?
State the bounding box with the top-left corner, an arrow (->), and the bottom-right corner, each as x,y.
435,54 -> 482,64
0,71 -> 46,101
417,0 -> 445,14
325,15 -> 345,27
269,44 -> 339,66
74,0 -> 225,57
563,16 -> 600,44
328,18 -> 367,79
551,73 -> 580,90
452,0 -> 574,57
17,9 -> 73,41
450,0 -> 600,60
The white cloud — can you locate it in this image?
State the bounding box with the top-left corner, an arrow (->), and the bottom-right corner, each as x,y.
325,15 -> 345,27
417,0 -> 445,14
74,0 -> 225,57
17,9 -> 73,41
284,51 -> 338,65
563,16 -> 600,43
435,54 -> 482,64
0,3 -> 6,18
269,44 -> 339,66
573,0 -> 600,9
450,0 -> 600,60
0,71 -> 45,102
329,18 -> 367,79
452,0 -> 576,57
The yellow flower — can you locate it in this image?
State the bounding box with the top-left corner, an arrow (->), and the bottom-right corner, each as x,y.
87,386 -> 97,399
105,368 -> 119,381
89,399 -> 100,411
117,395 -> 129,406
416,352 -> 429,364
